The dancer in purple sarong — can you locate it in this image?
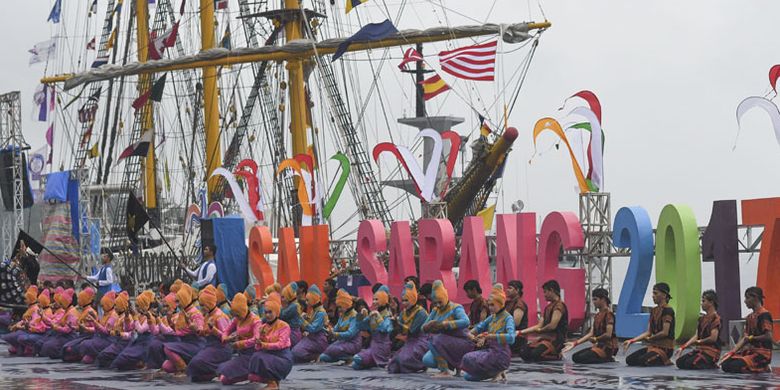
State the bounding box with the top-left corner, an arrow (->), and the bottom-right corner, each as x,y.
280,282 -> 303,347
146,292 -> 180,369
79,291 -> 118,364
162,283 -> 206,374
40,288 -> 78,359
187,285 -> 233,382
292,284 -> 329,363
95,291 -> 134,368
319,289 -> 361,364
2,286 -> 39,355
461,284 -> 516,382
352,285 -> 393,370
247,292 -> 293,389
110,290 -> 157,370
61,288 -> 97,362
421,280 -> 473,377
387,282 -> 429,373
17,289 -> 53,357
217,292 -> 261,385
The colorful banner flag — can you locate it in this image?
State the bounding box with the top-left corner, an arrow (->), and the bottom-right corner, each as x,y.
346,0 -> 368,13
48,0 -> 62,23
332,19 -> 397,61
150,73 -> 167,102
46,124 -> 54,163
477,204 -> 496,231
220,24 -> 232,50
88,143 -> 99,158
438,40 -> 497,81
126,191 -> 150,244
118,130 -> 154,160
214,0 -> 228,10
478,114 -> 492,137
33,85 -> 49,122
398,47 -> 423,70
149,21 -> 179,60
29,39 -> 57,65
419,74 -> 450,101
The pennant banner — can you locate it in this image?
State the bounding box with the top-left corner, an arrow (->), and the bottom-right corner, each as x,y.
332,19 -> 397,61
322,152 -> 350,219
532,117 -> 590,194
735,96 -> 780,148
566,106 -> 604,191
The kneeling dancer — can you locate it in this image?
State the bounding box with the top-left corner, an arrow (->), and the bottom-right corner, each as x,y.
292,284 -> 330,363
461,284 -> 516,381
352,285 -> 393,369
248,292 -> 293,388
564,288 -> 617,364
421,280 -> 473,377
675,290 -> 721,370
623,282 -> 675,366
519,280 -> 569,362
721,287 -> 773,373
319,289 -> 361,364
387,282 -> 429,374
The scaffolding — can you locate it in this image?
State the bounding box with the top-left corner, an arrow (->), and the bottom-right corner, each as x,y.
578,192 -> 617,326
0,91 -> 29,258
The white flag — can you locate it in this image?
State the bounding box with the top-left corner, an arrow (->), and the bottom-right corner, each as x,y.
28,39 -> 57,65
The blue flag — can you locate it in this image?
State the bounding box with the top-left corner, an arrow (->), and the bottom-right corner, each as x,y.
47,0 -> 62,23
332,19 -> 398,61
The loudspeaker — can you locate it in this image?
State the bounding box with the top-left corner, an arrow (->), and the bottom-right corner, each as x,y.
0,149 -> 33,211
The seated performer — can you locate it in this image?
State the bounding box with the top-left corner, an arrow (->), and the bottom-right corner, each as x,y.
292,284 -> 330,363
563,288 -> 617,364
721,287 -> 774,373
17,289 -> 52,357
217,292 -> 262,385
2,286 -> 39,355
464,280 -> 488,328
96,291 -> 133,368
216,283 -> 231,316
80,291 -> 118,364
40,288 -> 78,359
111,290 -> 157,370
675,290 -> 721,370
61,288 -> 97,362
387,282 -> 430,374
162,283 -> 206,374
519,280 -> 569,362
248,292 -> 294,389
352,285 -> 393,369
146,292 -> 180,369
623,282 -> 675,366
462,284 -> 516,382
504,280 -> 528,356
421,280 -> 473,377
187,285 -> 233,382
280,282 -> 304,347
319,289 -> 362,364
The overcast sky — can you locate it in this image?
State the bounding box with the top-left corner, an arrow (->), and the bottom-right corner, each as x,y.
1,1 -> 778,304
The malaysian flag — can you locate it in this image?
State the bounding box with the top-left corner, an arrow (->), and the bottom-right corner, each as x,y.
438,40 -> 497,81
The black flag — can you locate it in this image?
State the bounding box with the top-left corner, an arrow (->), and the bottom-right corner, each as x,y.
126,191 -> 150,244
14,230 -> 44,255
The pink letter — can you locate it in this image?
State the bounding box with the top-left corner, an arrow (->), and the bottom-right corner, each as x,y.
386,221 -> 416,297
455,217 -> 492,304
418,219 -> 457,295
495,214 -> 518,287
357,220 -> 388,302
538,211 -> 585,330
517,213 -> 539,326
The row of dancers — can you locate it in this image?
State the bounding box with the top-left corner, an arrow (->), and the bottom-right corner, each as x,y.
0,277 -> 774,387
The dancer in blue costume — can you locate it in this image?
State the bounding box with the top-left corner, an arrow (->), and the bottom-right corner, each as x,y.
387,282 -> 429,373
461,284 -> 516,382
421,280 -> 473,377
352,285 -> 393,369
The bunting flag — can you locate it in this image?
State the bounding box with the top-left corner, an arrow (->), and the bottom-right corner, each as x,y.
78,105 -> 97,123
86,37 -> 96,50
46,124 -> 53,163
118,131 -> 154,160
149,21 -> 179,60
150,73 -> 167,102
106,28 -> 117,50
48,0 -> 62,23
132,90 -> 151,110
438,40 -> 497,81
477,204 -> 496,231
220,24 -> 232,50
88,143 -> 99,158
91,54 -> 109,68
214,0 -> 228,10
398,47 -> 423,70
33,85 -> 50,122
126,191 -> 150,244
332,19 -> 397,61
478,114 -> 492,137
345,0 -> 368,13
89,0 -> 98,15
28,39 -> 57,65
420,74 -> 450,101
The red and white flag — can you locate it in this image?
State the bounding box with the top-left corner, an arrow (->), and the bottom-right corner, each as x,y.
398,47 -> 423,70
149,21 -> 180,60
214,0 -> 228,10
438,40 -> 497,81
86,37 -> 96,50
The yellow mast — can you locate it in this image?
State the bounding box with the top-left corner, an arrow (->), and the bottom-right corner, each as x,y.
284,0 -> 312,157
135,0 -> 157,209
200,0 -> 221,199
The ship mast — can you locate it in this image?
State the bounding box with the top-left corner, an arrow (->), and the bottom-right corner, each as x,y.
135,0 -> 157,210
200,0 -> 221,200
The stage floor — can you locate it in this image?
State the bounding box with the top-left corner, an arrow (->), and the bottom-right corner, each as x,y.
0,345 -> 778,389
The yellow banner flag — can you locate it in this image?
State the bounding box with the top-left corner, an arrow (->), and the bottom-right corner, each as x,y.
88,143 -> 99,158
106,28 -> 117,50
477,204 -> 496,231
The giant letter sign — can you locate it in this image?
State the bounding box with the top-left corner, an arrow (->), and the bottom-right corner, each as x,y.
277,227 -> 300,286
418,219 -> 457,295
741,197 -> 780,339
612,206 -> 654,338
495,214 -> 519,287
300,225 -> 331,291
518,213 -> 539,326
538,211 -> 585,329
357,220 -> 388,302
248,225 -> 275,297
456,216 -> 492,304
386,221 -> 416,297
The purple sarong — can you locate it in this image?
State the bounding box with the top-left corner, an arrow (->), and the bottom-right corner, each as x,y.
61,333 -> 92,362
111,333 -> 153,370
187,336 -> 233,382
79,333 -> 112,358
249,348 -> 293,381
217,348 -> 254,383
387,334 -> 430,373
19,331 -> 49,355
430,329 -> 474,370
2,330 -> 28,352
292,331 -> 329,363
322,334 -> 362,361
461,340 -> 511,380
96,337 -> 130,368
290,327 -> 302,347
354,332 -> 392,369
146,334 -> 179,369
163,335 -> 205,363
39,333 -> 76,359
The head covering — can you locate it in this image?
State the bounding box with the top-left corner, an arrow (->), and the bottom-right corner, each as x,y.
306,284 -> 322,307
488,283 -> 506,308
38,289 -> 51,308
402,282 -> 418,304
136,290 -> 155,312
53,286 -> 64,307
215,283 -> 228,304
115,291 -> 130,313
244,284 -> 257,301
264,283 -> 282,296
335,288 -> 353,310
592,288 -> 611,304
231,291 -> 249,318
199,285 -> 218,310
77,287 -> 95,307
176,282 -> 194,308
653,282 -> 672,300
282,282 -> 298,303
24,285 -> 38,305
56,288 -> 74,309
100,291 -> 116,312
170,279 -> 184,294
163,293 -> 177,310
264,292 -> 282,317
431,280 -> 449,306
374,285 -> 390,307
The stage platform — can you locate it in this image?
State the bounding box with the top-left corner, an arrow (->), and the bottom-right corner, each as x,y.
0,345 -> 777,389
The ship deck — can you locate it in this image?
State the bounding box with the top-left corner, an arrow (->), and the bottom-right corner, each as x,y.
0,345 -> 778,389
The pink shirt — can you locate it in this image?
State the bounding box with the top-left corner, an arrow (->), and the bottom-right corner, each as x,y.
222,314 -> 261,350
175,306 -> 205,337
52,307 -> 79,334
255,319 -> 291,351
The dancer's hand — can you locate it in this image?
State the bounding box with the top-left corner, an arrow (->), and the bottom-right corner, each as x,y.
562,341 -> 576,354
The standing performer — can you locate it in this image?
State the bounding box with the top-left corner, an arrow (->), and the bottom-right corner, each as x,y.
187,286 -> 233,382
623,282 -> 675,366
387,282 -> 430,374
563,288 -> 617,364
2,286 -> 39,355
461,284 -> 516,382
518,280 -> 569,362
352,285 -> 393,370
674,290 -> 721,370
146,293 -> 179,369
79,291 -> 118,364
280,282 -> 303,347
86,249 -> 115,303
217,292 -> 262,385
61,287 -> 97,362
111,290 -> 157,370
464,280 -> 488,327
248,293 -> 294,389
40,288 -> 78,359
421,280 -> 473,377
96,291 -> 133,368
319,289 -> 362,364
186,244 -> 218,289
292,284 -> 330,363
504,280 -> 528,356
162,284 -> 206,374
721,287 -> 774,373
17,289 -> 52,356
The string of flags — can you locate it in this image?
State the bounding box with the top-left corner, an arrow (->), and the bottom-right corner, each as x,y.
132,74 -> 168,110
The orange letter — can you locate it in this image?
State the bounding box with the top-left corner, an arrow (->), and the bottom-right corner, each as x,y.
277,227 -> 300,286
248,225 -> 275,297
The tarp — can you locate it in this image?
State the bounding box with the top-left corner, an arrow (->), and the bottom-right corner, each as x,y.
211,216 -> 248,299
67,177 -> 80,240
43,171 -> 69,202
